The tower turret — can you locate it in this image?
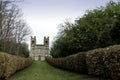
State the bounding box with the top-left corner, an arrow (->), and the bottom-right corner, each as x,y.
31,36 -> 36,48
44,36 -> 49,46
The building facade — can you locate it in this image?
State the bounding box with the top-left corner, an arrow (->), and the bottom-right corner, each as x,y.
30,36 -> 49,61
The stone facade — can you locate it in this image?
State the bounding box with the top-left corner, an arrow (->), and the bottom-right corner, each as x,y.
30,36 -> 49,61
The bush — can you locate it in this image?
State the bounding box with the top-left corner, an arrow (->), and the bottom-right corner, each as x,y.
0,52 -> 33,79
46,52 -> 87,73
86,49 -> 105,76
46,45 -> 120,80
86,45 -> 120,80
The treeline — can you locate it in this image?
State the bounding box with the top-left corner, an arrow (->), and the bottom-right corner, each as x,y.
50,1 -> 120,58
0,0 -> 31,57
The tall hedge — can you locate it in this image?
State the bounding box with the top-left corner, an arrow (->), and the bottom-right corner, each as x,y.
46,52 -> 87,73
46,45 -> 120,80
86,45 -> 120,80
0,52 -> 33,79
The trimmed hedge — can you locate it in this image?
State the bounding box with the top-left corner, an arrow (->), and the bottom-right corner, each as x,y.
86,45 -> 120,80
46,45 -> 120,80
0,52 -> 33,79
46,52 -> 87,73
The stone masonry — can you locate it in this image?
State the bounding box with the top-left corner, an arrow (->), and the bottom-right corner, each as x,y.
30,36 -> 49,61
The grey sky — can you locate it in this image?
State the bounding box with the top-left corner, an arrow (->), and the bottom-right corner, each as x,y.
20,0 -> 117,47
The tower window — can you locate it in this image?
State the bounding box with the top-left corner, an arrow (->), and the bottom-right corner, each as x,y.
45,41 -> 48,44
39,48 -> 41,54
32,41 -> 34,44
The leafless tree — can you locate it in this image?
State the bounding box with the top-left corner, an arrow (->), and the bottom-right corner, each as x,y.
14,20 -> 31,55
0,0 -> 31,57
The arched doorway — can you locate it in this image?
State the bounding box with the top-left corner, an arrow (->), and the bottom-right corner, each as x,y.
38,55 -> 41,60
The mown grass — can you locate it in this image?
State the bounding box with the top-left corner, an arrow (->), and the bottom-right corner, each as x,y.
10,61 -> 103,80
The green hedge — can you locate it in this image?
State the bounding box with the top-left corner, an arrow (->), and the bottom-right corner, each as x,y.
0,52 -> 33,79
46,45 -> 120,80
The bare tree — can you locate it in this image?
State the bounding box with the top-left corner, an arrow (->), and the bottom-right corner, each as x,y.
14,20 -> 31,55
0,0 -> 31,57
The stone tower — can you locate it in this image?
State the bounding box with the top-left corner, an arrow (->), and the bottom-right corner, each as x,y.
30,36 -> 49,61
44,36 -> 49,46
31,36 -> 36,50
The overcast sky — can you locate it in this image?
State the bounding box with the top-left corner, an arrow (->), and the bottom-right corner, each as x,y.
20,0 -> 117,47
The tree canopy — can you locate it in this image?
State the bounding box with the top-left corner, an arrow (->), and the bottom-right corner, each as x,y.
50,1 -> 120,58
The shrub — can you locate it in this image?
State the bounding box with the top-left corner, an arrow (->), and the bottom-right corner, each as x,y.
0,52 -> 33,79
46,45 -> 120,80
46,52 -> 87,73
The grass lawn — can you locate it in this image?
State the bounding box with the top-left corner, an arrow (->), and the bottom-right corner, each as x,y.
9,61 -> 104,80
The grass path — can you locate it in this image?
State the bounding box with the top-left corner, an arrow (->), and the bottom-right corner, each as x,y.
10,61 -> 102,80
